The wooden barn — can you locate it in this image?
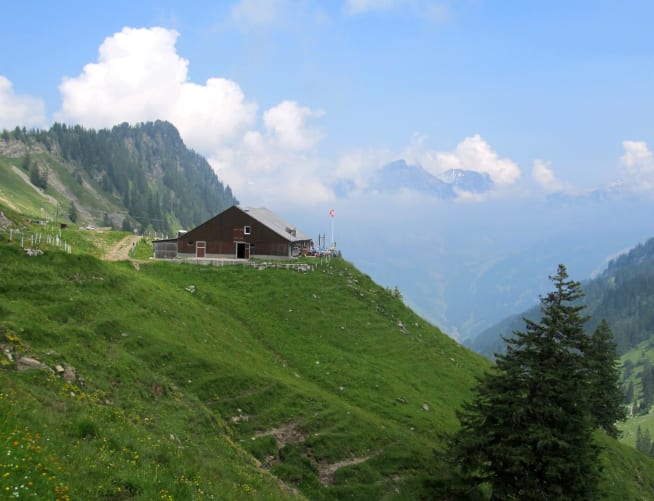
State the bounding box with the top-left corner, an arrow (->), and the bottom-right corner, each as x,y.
153,206 -> 312,260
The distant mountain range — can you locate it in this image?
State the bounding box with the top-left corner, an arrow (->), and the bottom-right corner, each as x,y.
335,159 -> 494,198
348,158 -> 644,204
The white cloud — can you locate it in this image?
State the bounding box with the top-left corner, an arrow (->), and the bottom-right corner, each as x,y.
209,100 -> 331,208
56,27 -> 257,152
263,100 -> 324,151
620,140 -> 654,174
0,76 -> 46,129
210,143 -> 332,209
174,78 -> 258,152
57,27 -> 184,128
619,140 -> 654,192
532,159 -> 569,193
404,133 -> 521,186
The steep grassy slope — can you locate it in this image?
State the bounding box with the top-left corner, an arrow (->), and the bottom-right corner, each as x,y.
0,234 -> 486,499
618,340 -> 654,450
0,156 -> 59,217
2,222 -> 654,499
0,144 -> 128,223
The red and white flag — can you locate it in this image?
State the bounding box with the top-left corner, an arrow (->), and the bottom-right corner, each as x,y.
329,209 -> 335,218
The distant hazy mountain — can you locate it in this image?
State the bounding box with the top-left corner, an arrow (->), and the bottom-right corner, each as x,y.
370,160 -> 455,197
439,168 -> 493,193
465,235 -> 654,358
545,181 -> 642,205
341,159 -> 495,198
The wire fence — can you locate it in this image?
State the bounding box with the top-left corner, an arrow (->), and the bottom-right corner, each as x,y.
2,225 -> 72,255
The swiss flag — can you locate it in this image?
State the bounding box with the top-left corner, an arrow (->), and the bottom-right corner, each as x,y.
329,209 -> 335,218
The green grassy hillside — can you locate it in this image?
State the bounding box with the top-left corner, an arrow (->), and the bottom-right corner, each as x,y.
620,340 -> 654,448
0,225 -> 485,499
2,217 -> 654,499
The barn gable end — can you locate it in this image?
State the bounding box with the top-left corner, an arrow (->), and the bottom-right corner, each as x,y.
154,206 -> 312,260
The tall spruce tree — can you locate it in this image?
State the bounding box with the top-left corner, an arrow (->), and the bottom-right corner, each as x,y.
585,319 -> 626,437
449,265 -> 601,500
68,202 -> 78,223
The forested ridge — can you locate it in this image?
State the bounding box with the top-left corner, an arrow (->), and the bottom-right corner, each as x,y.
1,121 -> 237,234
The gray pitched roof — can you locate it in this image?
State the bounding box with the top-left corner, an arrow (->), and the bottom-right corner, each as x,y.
240,206 -> 311,243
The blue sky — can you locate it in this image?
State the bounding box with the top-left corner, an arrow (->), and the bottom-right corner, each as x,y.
2,0 -> 654,207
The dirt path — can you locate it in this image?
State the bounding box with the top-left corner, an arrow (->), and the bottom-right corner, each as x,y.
104,234 -> 141,261
318,456 -> 374,485
252,422 -> 375,487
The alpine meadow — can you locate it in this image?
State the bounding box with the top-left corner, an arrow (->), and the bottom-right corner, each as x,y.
2,124 -> 654,500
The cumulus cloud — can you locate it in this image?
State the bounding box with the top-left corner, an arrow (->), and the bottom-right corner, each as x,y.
210,140 -> 331,208
0,76 -> 46,129
620,140 -> 654,174
209,99 -> 330,207
619,140 -> 654,192
263,101 -> 325,151
56,27 -> 257,152
174,78 -> 258,153
532,159 -> 569,193
404,133 -> 521,186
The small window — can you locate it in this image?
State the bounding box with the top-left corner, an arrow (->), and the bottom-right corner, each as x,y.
244,226 -> 251,235
187,241 -> 194,246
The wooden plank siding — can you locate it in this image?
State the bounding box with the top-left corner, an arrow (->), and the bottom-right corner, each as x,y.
175,206 -> 310,259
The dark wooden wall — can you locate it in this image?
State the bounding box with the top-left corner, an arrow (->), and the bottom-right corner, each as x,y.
176,206 -> 299,257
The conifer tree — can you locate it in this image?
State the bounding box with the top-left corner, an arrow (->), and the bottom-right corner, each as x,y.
585,319 -> 626,437
449,265 -> 600,500
68,202 -> 78,223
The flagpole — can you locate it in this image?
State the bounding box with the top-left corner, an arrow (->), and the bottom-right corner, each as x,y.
331,216 -> 334,248
329,208 -> 335,249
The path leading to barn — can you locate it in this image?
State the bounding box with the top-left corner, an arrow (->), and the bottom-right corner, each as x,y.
104,234 -> 141,261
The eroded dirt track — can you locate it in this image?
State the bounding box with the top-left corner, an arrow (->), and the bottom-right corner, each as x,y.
104,234 -> 141,261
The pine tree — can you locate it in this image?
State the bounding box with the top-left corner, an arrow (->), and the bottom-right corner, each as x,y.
449,265 -> 600,500
68,203 -> 78,223
30,164 -> 46,190
585,319 -> 626,437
